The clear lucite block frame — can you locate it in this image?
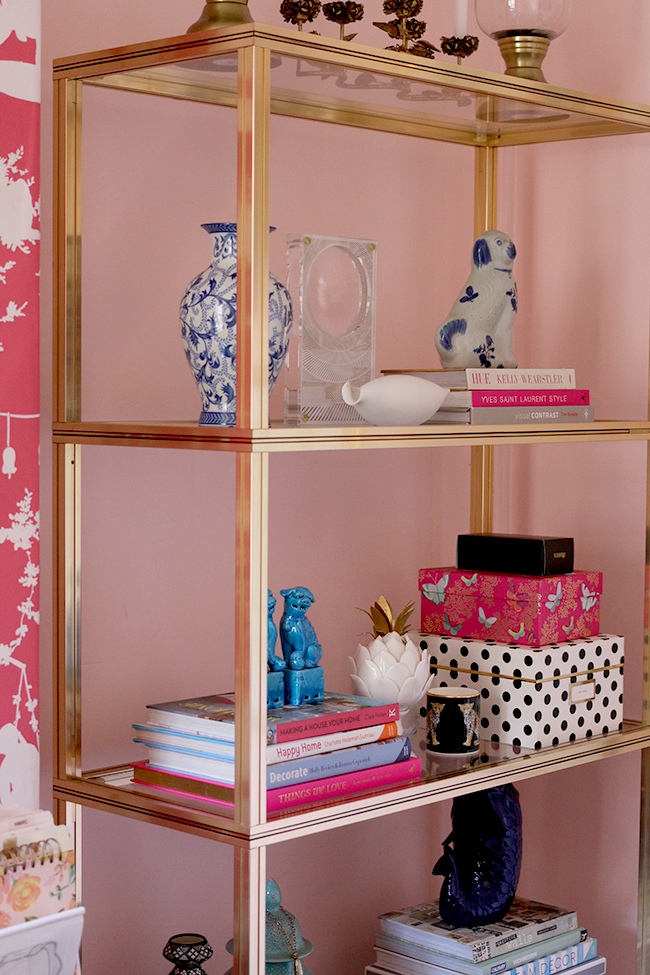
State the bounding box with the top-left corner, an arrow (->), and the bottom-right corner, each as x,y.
284,234 -> 376,425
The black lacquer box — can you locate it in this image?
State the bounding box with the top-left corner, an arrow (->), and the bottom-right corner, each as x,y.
457,533 -> 574,576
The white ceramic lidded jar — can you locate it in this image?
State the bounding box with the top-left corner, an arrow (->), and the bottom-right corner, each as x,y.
180,223 -> 293,426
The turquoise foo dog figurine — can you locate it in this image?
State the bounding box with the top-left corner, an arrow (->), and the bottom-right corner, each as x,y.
267,590 -> 286,710
279,588 -> 324,706
279,588 -> 322,669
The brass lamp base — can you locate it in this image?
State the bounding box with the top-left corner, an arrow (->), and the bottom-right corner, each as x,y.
187,0 -> 252,31
495,32 -> 552,83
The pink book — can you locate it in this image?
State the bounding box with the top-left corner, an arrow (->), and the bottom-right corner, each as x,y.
448,389 -> 589,409
267,756 -> 422,811
132,756 -> 422,812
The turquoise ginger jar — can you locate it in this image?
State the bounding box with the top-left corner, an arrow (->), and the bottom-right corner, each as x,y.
225,878 -> 314,975
264,878 -> 314,975
180,223 -> 293,426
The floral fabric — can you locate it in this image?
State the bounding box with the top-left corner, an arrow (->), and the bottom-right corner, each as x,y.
0,853 -> 76,927
0,0 -> 40,807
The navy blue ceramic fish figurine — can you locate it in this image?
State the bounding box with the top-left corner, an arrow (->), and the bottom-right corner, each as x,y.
432,783 -> 522,927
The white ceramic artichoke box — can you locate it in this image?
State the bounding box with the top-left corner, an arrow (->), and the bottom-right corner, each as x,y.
419,633 -> 624,750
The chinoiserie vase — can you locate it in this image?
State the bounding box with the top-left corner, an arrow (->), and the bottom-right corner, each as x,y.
180,223 -> 293,426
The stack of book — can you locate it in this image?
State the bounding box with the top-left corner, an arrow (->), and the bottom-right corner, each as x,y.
131,692 -> 422,812
367,897 -> 605,975
382,368 -> 593,426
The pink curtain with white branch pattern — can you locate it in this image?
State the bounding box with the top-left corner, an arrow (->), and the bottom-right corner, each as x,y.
0,0 -> 40,808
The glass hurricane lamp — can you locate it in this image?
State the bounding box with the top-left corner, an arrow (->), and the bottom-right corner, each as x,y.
474,0 -> 572,82
187,0 -> 252,31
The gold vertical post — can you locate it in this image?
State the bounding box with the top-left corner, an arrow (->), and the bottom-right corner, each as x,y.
53,73 -> 83,915
637,395 -> 650,972
66,804 -> 82,904
474,142 -> 498,239
53,442 -> 81,785
234,847 -> 266,975
235,451 -> 268,831
470,444 -> 494,533
638,751 -> 650,975
470,139 -> 498,533
235,36 -> 270,823
234,44 -> 271,975
237,44 -> 271,431
642,435 -> 650,725
53,78 -> 82,423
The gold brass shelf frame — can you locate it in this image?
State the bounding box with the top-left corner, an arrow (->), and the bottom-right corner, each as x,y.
52,23 -> 650,975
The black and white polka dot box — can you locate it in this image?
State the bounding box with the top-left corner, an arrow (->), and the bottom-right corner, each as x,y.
420,633 -> 624,750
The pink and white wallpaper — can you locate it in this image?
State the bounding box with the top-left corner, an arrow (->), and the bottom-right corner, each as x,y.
0,0 -> 41,809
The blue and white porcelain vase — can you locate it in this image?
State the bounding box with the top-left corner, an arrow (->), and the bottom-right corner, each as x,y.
180,223 -> 293,426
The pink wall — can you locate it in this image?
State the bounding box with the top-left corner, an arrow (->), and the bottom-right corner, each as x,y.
39,0 -> 650,972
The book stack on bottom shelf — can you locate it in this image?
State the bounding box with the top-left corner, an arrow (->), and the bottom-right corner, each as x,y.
132,691 -> 422,812
368,898 -> 605,975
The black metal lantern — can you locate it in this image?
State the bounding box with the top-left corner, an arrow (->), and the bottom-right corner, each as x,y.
164,933 -> 214,975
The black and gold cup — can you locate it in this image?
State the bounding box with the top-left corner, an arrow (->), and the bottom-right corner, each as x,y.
426,686 -> 480,754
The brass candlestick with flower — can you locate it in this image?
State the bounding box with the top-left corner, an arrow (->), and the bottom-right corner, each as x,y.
373,0 -> 440,58
322,1 -> 364,40
440,33 -> 479,63
280,0 -> 322,29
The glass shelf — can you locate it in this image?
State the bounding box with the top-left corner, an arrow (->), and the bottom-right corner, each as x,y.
53,419 -> 650,451
54,720 -> 650,846
54,26 -> 650,147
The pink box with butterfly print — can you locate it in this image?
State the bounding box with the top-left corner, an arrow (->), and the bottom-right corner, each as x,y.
419,567 -> 602,647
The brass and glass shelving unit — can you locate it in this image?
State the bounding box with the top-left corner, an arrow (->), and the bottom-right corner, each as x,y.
52,23 -> 650,975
